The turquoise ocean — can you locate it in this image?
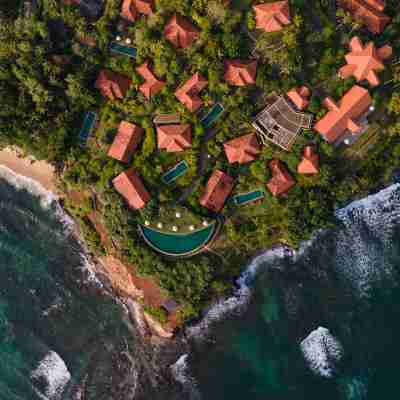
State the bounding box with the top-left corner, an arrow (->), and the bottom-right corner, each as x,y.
184,183 -> 400,400
1,163 -> 400,400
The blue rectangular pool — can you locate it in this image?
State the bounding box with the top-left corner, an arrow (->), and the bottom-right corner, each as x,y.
233,189 -> 264,206
161,160 -> 189,185
110,42 -> 137,58
79,111 -> 97,145
201,103 -> 225,129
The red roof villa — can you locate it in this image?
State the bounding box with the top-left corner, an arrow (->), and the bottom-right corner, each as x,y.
286,86 -> 311,111
224,60 -> 258,86
95,70 -> 131,100
164,15 -> 200,49
253,0 -> 291,32
297,146 -> 319,175
337,0 -> 391,34
224,133 -> 261,164
121,0 -> 154,22
113,168 -> 150,210
339,36 -> 392,87
136,61 -> 165,99
157,124 -> 192,152
314,85 -> 372,144
108,121 -> 144,163
267,160 -> 295,197
175,72 -> 208,112
200,170 -> 234,213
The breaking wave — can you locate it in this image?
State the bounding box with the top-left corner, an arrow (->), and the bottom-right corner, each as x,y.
300,327 -> 344,378
186,247 -> 291,338
170,354 -> 201,400
0,164 -> 103,289
0,165 -> 73,232
188,184 -> 400,338
334,184 -> 400,297
31,351 -> 71,400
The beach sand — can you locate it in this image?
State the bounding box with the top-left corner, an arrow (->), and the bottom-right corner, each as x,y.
0,147 -> 57,193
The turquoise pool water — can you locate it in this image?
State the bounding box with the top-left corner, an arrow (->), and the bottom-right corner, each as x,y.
79,111 -> 96,144
139,222 -> 217,256
201,103 -> 224,129
233,189 -> 264,205
161,160 -> 189,184
110,42 -> 137,58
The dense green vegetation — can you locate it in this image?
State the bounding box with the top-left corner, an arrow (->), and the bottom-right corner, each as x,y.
1,0 -> 400,321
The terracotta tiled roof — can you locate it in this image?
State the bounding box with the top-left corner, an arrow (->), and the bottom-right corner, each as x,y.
314,85 -> 372,144
121,0 -> 154,22
136,61 -> 165,99
286,86 -> 311,111
224,133 -> 261,164
112,168 -> 150,209
266,160 -> 295,197
253,1 -> 291,32
339,36 -> 392,87
134,0 -> 154,14
337,0 -> 391,34
95,69 -> 131,100
224,60 -> 258,86
297,146 -> 319,175
199,170 -> 234,213
108,121 -> 144,163
157,124 -> 192,152
175,72 -> 208,112
164,15 -> 200,49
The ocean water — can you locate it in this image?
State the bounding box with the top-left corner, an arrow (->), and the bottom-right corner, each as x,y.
0,166 -> 144,400
184,184 -> 400,400
2,162 -> 400,400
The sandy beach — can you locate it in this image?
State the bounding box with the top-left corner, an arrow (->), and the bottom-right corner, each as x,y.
0,147 -> 57,193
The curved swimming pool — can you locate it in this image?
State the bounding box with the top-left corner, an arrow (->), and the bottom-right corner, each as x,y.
138,222 -> 218,257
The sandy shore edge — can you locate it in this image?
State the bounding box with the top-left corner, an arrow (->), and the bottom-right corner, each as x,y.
0,147 -> 57,193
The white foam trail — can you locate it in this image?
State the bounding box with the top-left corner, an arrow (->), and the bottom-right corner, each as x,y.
170,354 -> 201,400
0,165 -> 57,208
188,184 -> 400,338
0,165 -> 74,233
31,351 -> 71,400
0,164 -> 103,289
186,247 -> 290,338
333,184 -> 400,297
336,184 -> 400,220
300,327 -> 344,378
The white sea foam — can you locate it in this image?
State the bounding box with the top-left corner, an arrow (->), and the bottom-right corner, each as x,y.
186,247 -> 290,338
333,184 -> 400,297
0,163 -> 105,293
336,184 -> 400,220
170,354 -> 201,400
31,351 -> 71,400
300,327 -> 344,378
0,165 -> 75,232
188,184 -> 400,338
0,165 -> 57,208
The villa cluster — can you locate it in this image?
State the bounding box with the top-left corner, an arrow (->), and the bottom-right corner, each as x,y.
91,0 -> 393,214
315,36 -> 392,145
